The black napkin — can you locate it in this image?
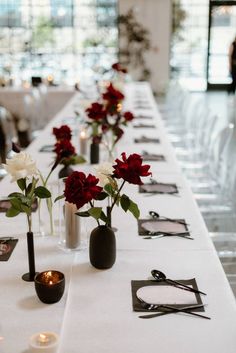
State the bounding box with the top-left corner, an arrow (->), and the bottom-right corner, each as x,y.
139,182 -> 178,194
142,154 -> 165,162
133,124 -> 156,129
137,218 -> 189,236
39,144 -> 54,153
0,239 -> 18,261
134,137 -> 160,144
136,115 -> 153,120
131,279 -> 204,312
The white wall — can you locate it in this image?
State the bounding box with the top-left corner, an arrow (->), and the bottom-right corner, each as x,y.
118,0 -> 171,94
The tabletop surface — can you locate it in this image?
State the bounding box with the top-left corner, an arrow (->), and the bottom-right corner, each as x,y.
0,82 -> 235,353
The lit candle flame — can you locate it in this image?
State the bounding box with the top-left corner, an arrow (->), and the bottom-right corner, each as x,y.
80,130 -> 86,139
38,333 -> 50,345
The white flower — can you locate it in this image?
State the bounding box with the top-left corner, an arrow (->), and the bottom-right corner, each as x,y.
3,151 -> 38,182
95,162 -> 113,186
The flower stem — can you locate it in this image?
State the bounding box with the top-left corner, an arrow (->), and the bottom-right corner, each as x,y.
27,214 -> 32,233
89,200 -> 100,226
107,180 -> 125,223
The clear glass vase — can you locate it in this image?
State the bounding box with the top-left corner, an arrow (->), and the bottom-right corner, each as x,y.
37,180 -> 58,236
58,198 -> 88,252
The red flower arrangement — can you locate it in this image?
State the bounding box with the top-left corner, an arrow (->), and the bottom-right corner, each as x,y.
64,171 -> 102,209
52,125 -> 72,141
86,103 -> 107,122
54,139 -> 75,162
85,96 -> 134,156
52,124 -> 85,168
113,152 -> 151,185
102,83 -> 125,115
61,152 -> 151,226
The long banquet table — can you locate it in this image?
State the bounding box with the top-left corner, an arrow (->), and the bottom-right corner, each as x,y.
0,82 -> 236,353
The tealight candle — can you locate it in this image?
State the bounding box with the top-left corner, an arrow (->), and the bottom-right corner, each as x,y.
79,129 -> 88,156
29,332 -> 59,353
34,270 -> 65,304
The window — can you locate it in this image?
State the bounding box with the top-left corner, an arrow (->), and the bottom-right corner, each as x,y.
0,0 -> 118,85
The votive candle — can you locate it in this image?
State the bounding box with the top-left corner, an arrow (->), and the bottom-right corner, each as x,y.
29,332 -> 59,353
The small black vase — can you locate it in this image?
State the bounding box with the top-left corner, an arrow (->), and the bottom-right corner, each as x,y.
22,232 -> 38,282
89,225 -> 116,269
90,142 -> 99,164
58,165 -> 74,179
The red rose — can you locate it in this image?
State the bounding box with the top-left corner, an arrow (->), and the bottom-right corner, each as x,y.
123,111 -> 134,122
86,102 -> 107,121
64,171 -> 102,209
54,139 -> 75,162
113,152 -> 151,185
112,62 -> 127,74
103,83 -> 124,103
53,125 -> 72,141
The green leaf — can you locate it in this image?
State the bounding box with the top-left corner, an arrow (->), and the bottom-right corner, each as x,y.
95,191 -> 108,201
73,155 -> 86,164
75,211 -> 90,217
21,204 -> 31,214
100,211 -> 108,223
34,186 -> 51,199
120,194 -> 130,212
104,184 -> 114,196
17,178 -> 26,191
26,183 -> 33,195
88,207 -> 102,220
8,192 -> 23,198
54,194 -> 65,203
10,198 -> 22,211
6,207 -> 21,217
128,200 -> 140,219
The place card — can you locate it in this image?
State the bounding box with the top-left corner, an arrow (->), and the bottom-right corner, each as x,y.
0,239 -> 18,261
134,136 -> 160,144
131,279 -> 203,312
138,219 -> 188,236
139,182 -> 178,194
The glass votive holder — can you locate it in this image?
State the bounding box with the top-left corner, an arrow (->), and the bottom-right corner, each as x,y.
34,271 -> 65,304
29,332 -> 59,353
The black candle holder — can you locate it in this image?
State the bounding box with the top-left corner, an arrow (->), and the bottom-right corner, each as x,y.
34,270 -> 65,304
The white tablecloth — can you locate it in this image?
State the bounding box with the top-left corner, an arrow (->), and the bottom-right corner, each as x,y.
0,82 -> 235,353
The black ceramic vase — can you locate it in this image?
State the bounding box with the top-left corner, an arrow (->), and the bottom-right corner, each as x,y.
22,232 -> 38,282
58,165 -> 74,179
90,142 -> 99,164
89,225 -> 116,269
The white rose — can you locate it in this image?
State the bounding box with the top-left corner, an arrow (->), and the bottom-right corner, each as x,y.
3,151 -> 38,182
95,162 -> 113,186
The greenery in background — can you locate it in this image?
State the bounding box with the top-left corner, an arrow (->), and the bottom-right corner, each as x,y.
172,0 -> 186,43
31,16 -> 55,51
118,8 -> 151,81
